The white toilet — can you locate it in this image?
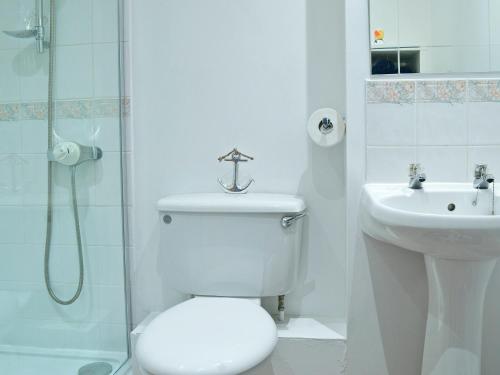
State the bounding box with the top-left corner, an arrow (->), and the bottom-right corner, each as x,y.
135,193 -> 306,375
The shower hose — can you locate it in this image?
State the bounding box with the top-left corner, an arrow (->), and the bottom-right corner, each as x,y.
44,0 -> 85,305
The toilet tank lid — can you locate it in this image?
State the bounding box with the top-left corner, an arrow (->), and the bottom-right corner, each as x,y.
157,193 -> 306,213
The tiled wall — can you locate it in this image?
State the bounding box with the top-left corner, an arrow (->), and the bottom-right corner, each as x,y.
366,79 -> 500,182
0,0 -> 127,354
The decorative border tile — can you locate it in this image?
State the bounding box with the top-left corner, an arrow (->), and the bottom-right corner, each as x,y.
0,98 -> 127,122
0,103 -> 20,121
367,79 -> 500,104
367,81 -> 415,104
468,80 -> 500,102
18,102 -> 48,120
416,80 -> 466,103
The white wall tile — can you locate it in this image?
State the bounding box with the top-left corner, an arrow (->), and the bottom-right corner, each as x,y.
88,246 -> 125,286
0,155 -> 24,205
491,45 -> 500,72
18,51 -> 49,102
85,206 -> 123,246
23,206 -> 46,244
416,146 -> 467,182
468,102 -> 500,145
56,0 -> 92,46
0,123 -> 22,153
0,207 -> 24,243
21,120 -> 48,153
366,146 -> 417,182
93,43 -> 119,98
417,103 -> 467,145
0,50 -> 20,102
92,0 -> 119,44
55,45 -> 93,99
22,154 -> 47,205
95,151 -> 122,206
366,103 -> 416,146
94,117 -> 121,152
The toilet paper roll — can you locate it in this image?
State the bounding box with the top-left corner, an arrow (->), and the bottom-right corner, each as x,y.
307,108 -> 345,147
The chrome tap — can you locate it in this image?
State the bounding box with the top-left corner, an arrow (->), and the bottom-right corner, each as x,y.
473,164 -> 495,189
408,163 -> 426,189
217,148 -> 254,194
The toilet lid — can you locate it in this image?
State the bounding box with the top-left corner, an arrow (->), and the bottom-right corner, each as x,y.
136,297 -> 278,375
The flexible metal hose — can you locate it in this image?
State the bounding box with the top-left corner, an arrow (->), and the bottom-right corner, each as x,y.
44,0 -> 85,305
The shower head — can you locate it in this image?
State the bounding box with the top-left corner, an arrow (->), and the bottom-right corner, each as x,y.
3,29 -> 38,39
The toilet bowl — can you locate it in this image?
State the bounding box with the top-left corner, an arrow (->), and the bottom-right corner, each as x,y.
135,193 -> 306,375
136,297 -> 277,375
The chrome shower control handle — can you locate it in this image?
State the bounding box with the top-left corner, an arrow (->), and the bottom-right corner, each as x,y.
48,142 -> 103,166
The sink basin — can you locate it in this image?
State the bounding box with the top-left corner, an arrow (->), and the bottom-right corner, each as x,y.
360,183 -> 500,375
360,183 -> 500,260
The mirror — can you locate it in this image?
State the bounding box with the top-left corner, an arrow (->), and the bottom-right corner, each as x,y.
369,0 -> 500,75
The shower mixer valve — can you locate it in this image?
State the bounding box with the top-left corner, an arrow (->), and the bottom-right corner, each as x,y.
217,148 -> 254,194
48,142 -> 103,166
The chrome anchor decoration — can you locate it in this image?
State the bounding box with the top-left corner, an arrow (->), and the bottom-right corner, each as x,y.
217,148 -> 254,194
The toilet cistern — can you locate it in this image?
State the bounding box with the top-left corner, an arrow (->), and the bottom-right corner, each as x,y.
217,148 -> 254,194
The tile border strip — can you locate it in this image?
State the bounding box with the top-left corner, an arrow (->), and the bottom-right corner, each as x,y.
367,79 -> 500,104
0,98 -> 129,122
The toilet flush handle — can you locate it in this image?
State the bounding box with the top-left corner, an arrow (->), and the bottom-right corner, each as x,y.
281,212 -> 307,229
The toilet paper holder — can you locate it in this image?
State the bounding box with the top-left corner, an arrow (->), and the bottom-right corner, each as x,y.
319,117 -> 335,134
307,108 -> 346,147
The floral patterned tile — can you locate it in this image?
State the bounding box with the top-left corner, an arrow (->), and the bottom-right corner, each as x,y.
468,80 -> 500,102
0,98 -> 125,122
0,103 -> 20,121
56,99 -> 93,119
416,80 -> 467,103
19,102 -> 48,120
367,80 -> 416,104
93,98 -> 121,118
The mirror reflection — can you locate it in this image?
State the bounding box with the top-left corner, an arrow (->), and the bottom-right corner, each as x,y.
369,0 -> 500,74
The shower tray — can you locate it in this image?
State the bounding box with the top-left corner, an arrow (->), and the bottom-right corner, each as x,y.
0,345 -> 127,375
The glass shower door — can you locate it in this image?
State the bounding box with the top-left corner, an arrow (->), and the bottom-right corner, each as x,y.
0,0 -> 129,373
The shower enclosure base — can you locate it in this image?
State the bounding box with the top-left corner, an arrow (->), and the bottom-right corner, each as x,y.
0,345 -> 127,375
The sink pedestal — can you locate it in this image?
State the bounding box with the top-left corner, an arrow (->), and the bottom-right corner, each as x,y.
422,256 -> 497,375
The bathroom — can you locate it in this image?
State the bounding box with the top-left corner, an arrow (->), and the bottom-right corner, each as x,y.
0,0 -> 499,374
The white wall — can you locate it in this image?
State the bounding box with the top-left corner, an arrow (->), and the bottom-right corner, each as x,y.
128,0 -> 346,326
347,0 -> 500,374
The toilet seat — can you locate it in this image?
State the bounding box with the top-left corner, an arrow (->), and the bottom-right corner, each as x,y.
136,297 -> 278,375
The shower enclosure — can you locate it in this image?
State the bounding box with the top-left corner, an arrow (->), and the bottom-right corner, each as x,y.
0,0 -> 129,374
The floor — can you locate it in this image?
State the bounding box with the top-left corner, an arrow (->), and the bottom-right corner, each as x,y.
0,345 -> 127,375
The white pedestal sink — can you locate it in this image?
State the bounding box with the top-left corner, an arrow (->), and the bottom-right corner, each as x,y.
360,183 -> 500,375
